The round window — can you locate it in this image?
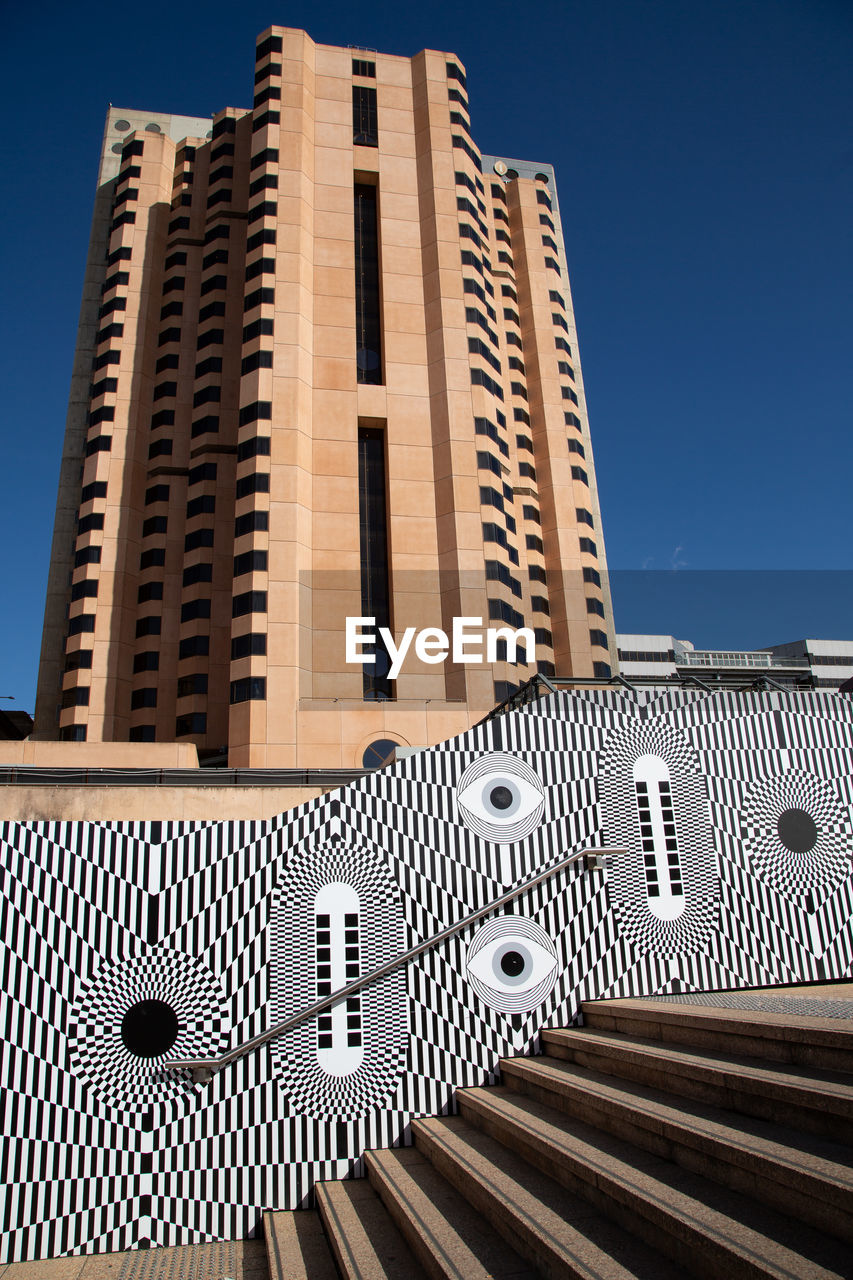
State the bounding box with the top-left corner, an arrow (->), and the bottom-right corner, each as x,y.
362,739 -> 399,769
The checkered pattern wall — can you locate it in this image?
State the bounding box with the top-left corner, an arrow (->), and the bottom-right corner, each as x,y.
1,689 -> 851,1261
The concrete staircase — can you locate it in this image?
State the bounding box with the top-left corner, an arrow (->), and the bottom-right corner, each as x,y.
266,996 -> 853,1280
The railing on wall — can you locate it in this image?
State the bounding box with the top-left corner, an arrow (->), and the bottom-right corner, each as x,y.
166,845 -> 624,1082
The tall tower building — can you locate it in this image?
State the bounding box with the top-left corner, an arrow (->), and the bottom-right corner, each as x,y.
33,27 -> 616,767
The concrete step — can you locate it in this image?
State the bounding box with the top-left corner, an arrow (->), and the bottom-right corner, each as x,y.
542,1025 -> 853,1143
412,1112 -> 685,1280
500,1053 -> 853,1243
581,999 -> 853,1072
365,1144 -> 539,1280
315,1177 -> 432,1280
458,1084 -> 852,1280
264,1209 -> 339,1280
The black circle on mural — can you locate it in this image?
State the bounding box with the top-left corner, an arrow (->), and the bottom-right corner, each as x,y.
500,949 -> 526,977
121,1000 -> 180,1058
488,784 -> 515,812
777,808 -> 818,854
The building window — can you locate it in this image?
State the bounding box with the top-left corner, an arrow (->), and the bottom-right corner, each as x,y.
181,599 -> 211,622
231,632 -> 267,659
232,590 -> 267,617
353,85 -> 378,146
61,687 -> 90,709
68,614 -> 95,636
177,673 -> 208,698
139,548 -> 165,570
65,650 -> 93,672
60,725 -> 87,742
354,184 -> 382,383
179,635 -> 210,660
135,616 -> 161,637
133,652 -> 160,673
129,726 -> 156,742
234,549 -> 268,577
137,582 -> 163,604
130,688 -> 157,710
183,563 -> 213,587
230,676 -> 267,704
176,713 -> 207,736
358,426 -> 393,700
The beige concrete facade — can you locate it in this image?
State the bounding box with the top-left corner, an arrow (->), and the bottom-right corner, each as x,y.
33,28 -> 616,768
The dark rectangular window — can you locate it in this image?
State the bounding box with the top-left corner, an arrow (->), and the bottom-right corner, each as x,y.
526,534 -> 544,554
183,562 -> 213,587
89,405 -> 115,426
155,353 -> 179,373
142,516 -> 168,537
187,495 -> 216,519
230,676 -> 267,703
129,725 -> 155,742
68,614 -> 96,636
139,548 -> 165,570
179,635 -> 210,659
71,579 -> 98,601
237,435 -> 271,462
181,599 -> 211,622
151,409 -> 175,429
353,85 -> 378,145
65,649 -> 93,672
193,385 -> 221,407
199,301 -> 226,323
135,616 -> 161,637
160,300 -> 183,320
197,328 -> 224,349
238,400 -> 272,426
145,485 -> 170,505
243,317 -> 274,343
256,33 -> 283,60
252,110 -> 281,132
185,528 -> 215,552
235,472 -> 269,499
241,349 -> 273,374
358,426 -> 392,700
61,687 -> 90,709
175,713 -> 207,736
131,688 -> 158,710
234,549 -> 268,576
250,147 -> 279,169
352,58 -> 376,77
148,439 -> 173,460
589,629 -> 609,649
354,184 -> 382,384
579,536 -> 598,556
90,375 -> 118,398
188,462 -> 217,485
133,652 -> 160,673
177,673 -> 208,698
195,356 -> 222,378
583,566 -> 602,587
75,546 -> 102,567
235,510 -> 269,537
232,590 -> 267,617
244,286 -> 275,311
137,582 -> 163,604
80,481 -> 107,504
93,349 -> 121,370
231,632 -> 267,659
191,415 -> 219,438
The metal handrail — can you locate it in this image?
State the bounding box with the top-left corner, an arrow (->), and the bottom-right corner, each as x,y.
166,845 -> 624,1082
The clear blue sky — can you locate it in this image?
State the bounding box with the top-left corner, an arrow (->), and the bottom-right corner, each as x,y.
2,0 -> 851,710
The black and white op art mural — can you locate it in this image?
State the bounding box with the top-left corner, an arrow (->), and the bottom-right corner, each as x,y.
1,689 -> 852,1261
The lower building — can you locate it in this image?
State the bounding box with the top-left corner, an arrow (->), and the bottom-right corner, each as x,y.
616,634 -> 853,691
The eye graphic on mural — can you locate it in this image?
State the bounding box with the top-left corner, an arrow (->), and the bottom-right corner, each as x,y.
456,753 -> 545,841
465,915 -> 558,1013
